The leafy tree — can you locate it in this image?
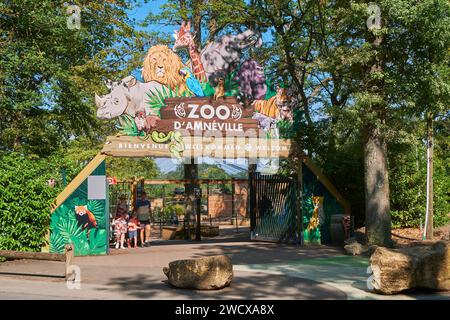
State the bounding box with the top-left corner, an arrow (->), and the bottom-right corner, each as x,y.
107,157 -> 160,180
389,117 -> 450,228
0,0 -> 151,156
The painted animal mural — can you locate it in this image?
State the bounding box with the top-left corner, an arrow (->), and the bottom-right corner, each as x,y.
94,24 -> 295,139
173,21 -> 207,82
251,87 -> 293,131
200,29 -> 262,84
74,205 -> 98,241
213,77 -> 225,100
236,59 -> 267,101
179,67 -> 205,96
141,45 -> 187,93
95,75 -> 163,120
307,196 -> 325,231
96,44 -> 194,133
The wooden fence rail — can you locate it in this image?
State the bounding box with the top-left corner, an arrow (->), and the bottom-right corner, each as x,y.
0,244 -> 75,280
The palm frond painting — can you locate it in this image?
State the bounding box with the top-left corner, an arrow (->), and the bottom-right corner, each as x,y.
200,82 -> 215,97
50,195 -> 107,256
224,70 -> 239,96
146,86 -> 193,117
116,114 -> 145,137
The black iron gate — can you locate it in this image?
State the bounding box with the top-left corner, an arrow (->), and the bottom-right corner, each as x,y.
249,172 -> 301,243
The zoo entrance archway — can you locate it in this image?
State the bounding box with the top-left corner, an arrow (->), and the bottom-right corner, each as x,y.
47,21 -> 350,256
47,134 -> 350,256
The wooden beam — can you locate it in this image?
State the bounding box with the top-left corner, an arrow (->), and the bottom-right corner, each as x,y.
232,178 -> 237,232
101,136 -> 292,159
248,164 -> 257,231
0,250 -> 65,262
142,179 -> 247,185
302,157 -> 351,215
1,245 -> 75,281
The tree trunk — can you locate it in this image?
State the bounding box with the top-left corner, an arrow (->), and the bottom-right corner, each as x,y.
364,29 -> 392,247
192,0 -> 202,49
364,126 -> 392,246
425,113 -> 434,240
179,0 -> 188,20
184,160 -> 199,240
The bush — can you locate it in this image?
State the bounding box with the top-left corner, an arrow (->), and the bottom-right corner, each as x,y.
0,152 -> 81,251
162,204 -> 184,219
389,138 -> 449,229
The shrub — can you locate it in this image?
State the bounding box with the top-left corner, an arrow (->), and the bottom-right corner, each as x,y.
0,152 -> 81,251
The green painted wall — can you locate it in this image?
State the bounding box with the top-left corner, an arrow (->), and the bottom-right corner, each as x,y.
303,164 -> 345,244
50,161 -> 109,256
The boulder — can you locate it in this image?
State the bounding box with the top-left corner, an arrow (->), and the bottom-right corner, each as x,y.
367,245 -> 379,256
369,241 -> 450,294
434,227 -> 450,241
163,255 -> 233,290
344,242 -> 366,256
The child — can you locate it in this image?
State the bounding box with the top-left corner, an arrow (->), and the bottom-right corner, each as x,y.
113,195 -> 129,249
127,215 -> 139,248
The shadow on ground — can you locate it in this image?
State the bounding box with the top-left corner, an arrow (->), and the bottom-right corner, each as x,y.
100,271 -> 348,300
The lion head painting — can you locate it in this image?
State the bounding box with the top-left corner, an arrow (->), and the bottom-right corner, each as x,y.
142,45 -> 186,92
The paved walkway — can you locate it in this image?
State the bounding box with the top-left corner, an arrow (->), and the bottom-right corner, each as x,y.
0,227 -> 449,300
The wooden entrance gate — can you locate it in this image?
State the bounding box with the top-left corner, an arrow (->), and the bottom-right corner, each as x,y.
249,172 -> 301,243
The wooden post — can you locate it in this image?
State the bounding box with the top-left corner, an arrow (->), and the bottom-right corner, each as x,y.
206,182 -> 209,218
196,187 -> 201,241
162,185 -> 166,214
184,159 -> 199,241
131,178 -> 137,213
248,163 -> 257,235
297,158 -> 304,246
232,178 -> 238,233
425,113 -> 434,240
65,244 -> 74,281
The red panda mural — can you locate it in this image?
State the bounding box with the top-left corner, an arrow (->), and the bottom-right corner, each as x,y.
74,205 -> 98,241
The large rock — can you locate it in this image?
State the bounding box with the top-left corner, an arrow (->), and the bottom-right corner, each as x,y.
163,255 -> 233,290
434,227 -> 450,241
369,241 -> 450,294
344,242 -> 366,256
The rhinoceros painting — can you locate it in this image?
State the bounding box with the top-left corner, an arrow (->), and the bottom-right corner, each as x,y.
95,75 -> 164,120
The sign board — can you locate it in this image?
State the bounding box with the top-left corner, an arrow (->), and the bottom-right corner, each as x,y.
95,22 -> 296,163
101,135 -> 292,161
158,97 -> 257,135
87,175 -> 107,200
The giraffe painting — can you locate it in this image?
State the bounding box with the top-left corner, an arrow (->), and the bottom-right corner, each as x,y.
173,21 -> 207,83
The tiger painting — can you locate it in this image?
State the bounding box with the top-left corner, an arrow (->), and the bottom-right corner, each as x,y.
307,196 -> 324,231
251,87 -> 293,131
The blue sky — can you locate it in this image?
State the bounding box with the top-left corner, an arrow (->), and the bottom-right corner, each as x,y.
128,0 -> 174,33
128,0 -> 274,43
